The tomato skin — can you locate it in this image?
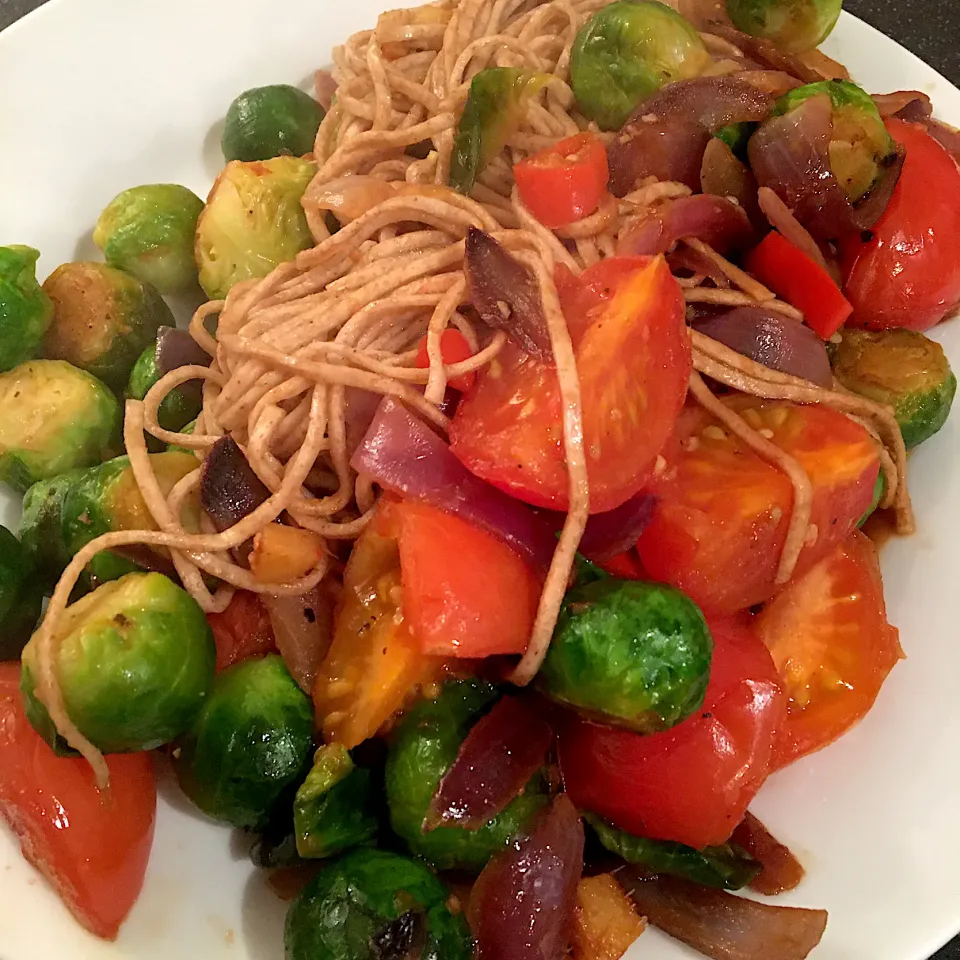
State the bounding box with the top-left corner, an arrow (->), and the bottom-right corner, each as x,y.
636,398 -> 880,615
0,663 -> 156,940
451,256 -> 691,513
388,499 -> 540,658
206,590 -> 277,672
558,619 -> 785,849
841,119 -> 960,331
756,531 -> 903,769
514,133 -> 609,229
414,328 -> 477,392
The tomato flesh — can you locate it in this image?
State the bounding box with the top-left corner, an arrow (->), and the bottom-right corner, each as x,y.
414,328 -> 477,392
637,397 -> 880,614
206,590 -> 276,672
755,530 -> 903,768
558,618 -> 785,849
0,663 -> 156,940
451,256 -> 691,513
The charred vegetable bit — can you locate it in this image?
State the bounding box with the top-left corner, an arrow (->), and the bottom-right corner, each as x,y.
726,0 -> 843,54
0,245 -> 53,372
831,328 -> 956,449
0,527 -> 44,661
20,572 -> 215,754
222,84 -> 325,163
284,848 -> 473,960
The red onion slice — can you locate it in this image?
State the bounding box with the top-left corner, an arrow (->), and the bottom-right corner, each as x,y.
925,118 -> 960,162
155,326 -> 212,375
576,493 -> 657,563
730,813 -> 805,896
263,582 -> 337,695
351,398 -> 557,572
465,227 -> 551,359
692,308 -> 832,386
873,90 -> 933,122
470,795 -> 585,960
426,696 -> 553,831
621,870 -> 827,960
200,436 -> 271,534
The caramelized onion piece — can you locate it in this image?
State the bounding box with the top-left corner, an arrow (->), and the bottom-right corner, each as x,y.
873,90 -> 932,121
200,436 -> 270,533
700,138 -> 764,229
706,25 -> 825,83
470,795 -> 585,960
731,813 -> 805,896
264,581 -> 337,694
426,696 -> 553,830
621,870 -> 827,960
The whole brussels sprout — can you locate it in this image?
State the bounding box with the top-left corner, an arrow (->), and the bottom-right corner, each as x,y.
571,0 -> 710,130
127,343 -> 203,436
20,572 -> 216,753
60,452 -> 200,586
726,0 -> 842,54
0,245 -> 53,372
222,85 -> 325,163
832,328 -> 956,450
195,156 -> 317,301
18,469 -> 87,584
385,679 -> 549,872
0,360 -> 120,492
293,743 -> 379,860
285,848 -> 473,960
42,262 -> 174,391
174,654 -> 314,830
93,184 -> 204,294
0,525 -> 44,661
538,578 -> 712,733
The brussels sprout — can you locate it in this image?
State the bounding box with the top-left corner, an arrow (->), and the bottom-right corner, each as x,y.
93,185 -> 204,294
127,343 -> 202,436
858,470 -> 886,528
195,156 -> 317,301
570,0 -> 710,131
222,85 -> 325,163
586,815 -> 760,890
166,417 -> 197,456
42,262 -> 174,390
449,67 -> 549,195
771,81 -> 895,203
174,654 -> 314,830
20,572 -> 215,753
0,245 -> 53,372
725,0 -> 842,54
61,452 -> 199,585
285,848 -> 473,960
832,328 -> 957,449
385,679 -> 549,872
18,470 -> 86,583
539,578 -> 712,733
0,526 -> 44,661
0,360 -> 120,492
293,743 -> 378,859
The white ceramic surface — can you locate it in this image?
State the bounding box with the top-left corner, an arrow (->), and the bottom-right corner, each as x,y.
1,2 -> 959,958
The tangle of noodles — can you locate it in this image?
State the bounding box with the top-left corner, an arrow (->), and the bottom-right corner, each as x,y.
28,0 -> 914,786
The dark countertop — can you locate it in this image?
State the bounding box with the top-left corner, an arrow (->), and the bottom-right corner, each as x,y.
0,0 -> 958,957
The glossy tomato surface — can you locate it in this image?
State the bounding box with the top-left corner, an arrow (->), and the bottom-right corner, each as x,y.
206,590 -> 276,672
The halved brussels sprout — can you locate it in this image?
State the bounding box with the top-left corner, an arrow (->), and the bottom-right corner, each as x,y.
285,848 -> 473,960
42,262 -> 174,390
571,0 -> 710,131
0,526 -> 44,661
19,470 -> 87,583
832,328 -> 957,449
222,85 -> 325,163
127,343 -> 203,436
174,654 -> 314,830
93,184 -> 204,294
449,68 -> 549,194
385,679 -> 549,872
538,578 -> 712,732
293,743 -> 378,859
20,572 -> 216,753
771,81 -> 895,203
0,245 -> 53,372
195,156 -> 317,300
0,360 -> 120,492
726,0 -> 842,54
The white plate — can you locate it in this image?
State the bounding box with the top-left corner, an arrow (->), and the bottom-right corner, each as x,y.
1,2 -> 959,958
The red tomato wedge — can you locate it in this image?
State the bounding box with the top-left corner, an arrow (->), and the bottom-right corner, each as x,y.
386,498 -> 540,658
636,397 -> 880,615
559,618 -> 785,849
450,256 -> 691,513
414,328 -> 477,392
841,119 -> 960,331
0,663 -> 156,940
745,231 -> 853,339
206,589 -> 277,672
514,133 -> 609,229
755,531 -> 903,769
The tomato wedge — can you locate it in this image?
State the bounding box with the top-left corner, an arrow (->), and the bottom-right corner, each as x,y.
636,397 -> 880,615
414,328 -> 477,392
514,133 -> 610,229
451,256 -> 691,513
558,618 -> 785,849
755,531 -> 903,768
206,589 -> 276,672
0,662 -> 156,940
